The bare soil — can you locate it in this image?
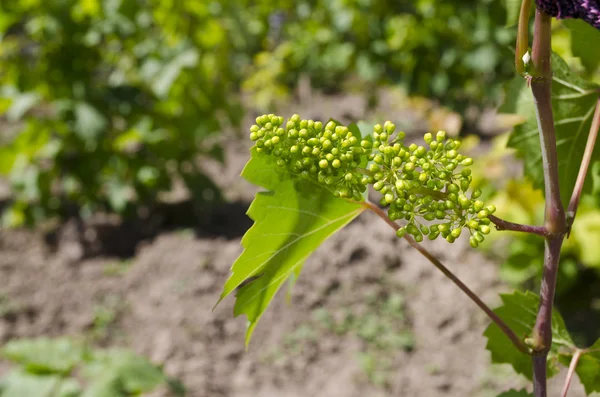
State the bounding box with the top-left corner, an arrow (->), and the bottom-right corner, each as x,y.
0,94 -> 590,397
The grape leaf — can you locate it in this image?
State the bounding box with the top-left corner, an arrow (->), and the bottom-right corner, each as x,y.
484,290 -> 575,379
559,339 -> 600,395
1,337 -> 83,374
216,149 -> 365,345
564,19 -> 600,75
503,53 -> 600,206
497,390 -> 534,397
0,370 -> 80,397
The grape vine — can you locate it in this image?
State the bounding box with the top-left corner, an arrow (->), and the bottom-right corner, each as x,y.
250,114 -> 497,247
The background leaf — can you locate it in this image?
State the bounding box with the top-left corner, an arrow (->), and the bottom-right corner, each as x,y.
0,370 -> 80,397
559,339 -> 600,395
217,149 -> 364,345
483,290 -> 575,379
504,53 -> 600,206
564,19 -> 600,75
1,337 -> 83,374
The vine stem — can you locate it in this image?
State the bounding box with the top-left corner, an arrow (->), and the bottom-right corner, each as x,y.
528,8 -> 567,397
560,349 -> 583,397
566,97 -> 600,231
362,201 -> 529,354
515,0 -> 533,75
488,214 -> 548,236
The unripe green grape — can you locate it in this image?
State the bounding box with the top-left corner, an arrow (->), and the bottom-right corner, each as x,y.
468,220 -> 479,229
480,225 -> 491,235
384,193 -> 394,204
368,163 -> 380,173
485,205 -> 496,214
461,157 -> 473,166
312,147 -> 321,156
460,179 -> 470,192
479,218 -> 490,225
404,163 -> 415,172
319,159 -> 329,169
423,213 -> 435,222
469,236 -> 479,248
271,136 -> 280,144
477,209 -> 489,219
435,210 -> 446,219
373,172 -> 384,181
420,225 -> 430,234
396,228 -> 406,238
445,200 -> 455,209
451,228 -> 461,238
324,154 -> 333,162
384,121 -> 396,134
332,159 -> 341,168
374,154 -> 384,164
474,231 -> 484,242
373,181 -> 384,191
381,185 -> 390,194
446,150 -> 457,159
379,132 -> 389,141
458,195 -> 470,209
473,200 -> 484,211
424,133 -> 433,144
361,140 -> 372,149
436,131 -> 446,142
414,233 -> 424,242
429,231 -> 440,240
446,235 -> 456,243
325,121 -> 336,131
250,132 -> 258,141
397,131 -> 406,140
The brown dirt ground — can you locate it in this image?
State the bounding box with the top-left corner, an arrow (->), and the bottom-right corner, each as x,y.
0,94 -> 591,397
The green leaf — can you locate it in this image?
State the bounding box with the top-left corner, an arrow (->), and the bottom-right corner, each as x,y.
82,349 -> 166,395
483,290 -> 575,379
217,149 -> 365,345
564,19 -> 600,75
505,53 -> 600,206
1,337 -> 83,374
0,370 -> 80,397
74,102 -> 107,141
559,339 -> 600,395
497,390 -> 534,397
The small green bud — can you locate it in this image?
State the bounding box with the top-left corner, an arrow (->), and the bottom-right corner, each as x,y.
332,159 -> 341,168
461,157 -> 474,166
451,228 -> 462,238
436,131 -> 446,142
396,228 -> 406,238
477,209 -> 489,219
319,159 -> 329,169
480,225 -> 491,235
373,181 -> 384,191
424,133 -> 433,144
469,236 -> 479,248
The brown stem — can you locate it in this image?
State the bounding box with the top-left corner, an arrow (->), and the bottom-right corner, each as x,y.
567,96 -> 600,231
362,201 -> 529,354
561,349 -> 583,397
529,9 -> 567,397
489,214 -> 548,236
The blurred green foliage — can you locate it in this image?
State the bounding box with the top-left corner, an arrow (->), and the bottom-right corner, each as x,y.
0,0 -> 246,225
0,0 -> 519,226
0,337 -> 185,396
245,0 -> 516,110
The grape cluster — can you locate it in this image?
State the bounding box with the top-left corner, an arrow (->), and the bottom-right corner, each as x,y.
250,114 -> 371,201
366,125 -> 495,247
249,114 -> 496,247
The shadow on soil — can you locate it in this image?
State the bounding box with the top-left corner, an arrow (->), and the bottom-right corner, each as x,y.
44,199 -> 252,259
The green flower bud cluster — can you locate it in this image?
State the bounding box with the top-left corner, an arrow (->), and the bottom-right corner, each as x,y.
250,114 -> 370,201
366,125 -> 495,245
248,114 -> 496,247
